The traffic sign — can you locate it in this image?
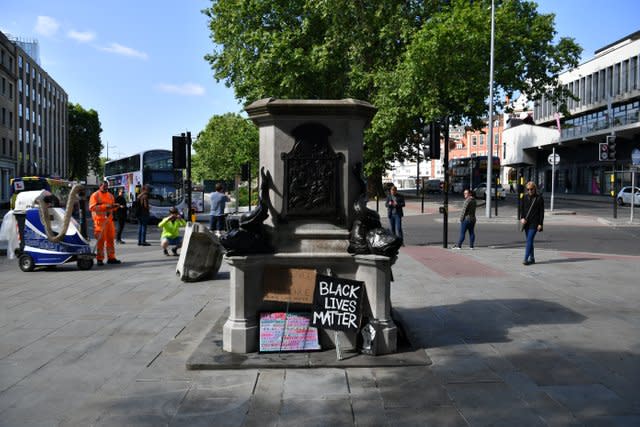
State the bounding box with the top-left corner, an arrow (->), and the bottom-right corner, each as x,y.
547,153 -> 560,165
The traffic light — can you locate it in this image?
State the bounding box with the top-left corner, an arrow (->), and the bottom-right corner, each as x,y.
172,135 -> 186,169
429,122 -> 441,159
241,163 -> 250,181
607,135 -> 616,160
598,142 -> 608,161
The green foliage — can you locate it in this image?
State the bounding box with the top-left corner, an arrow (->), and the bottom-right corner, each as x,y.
203,0 -> 582,193
371,0 -> 582,159
67,103 -> 103,180
192,113 -> 259,182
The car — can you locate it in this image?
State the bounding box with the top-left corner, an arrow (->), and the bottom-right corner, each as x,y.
424,179 -> 444,194
616,186 -> 640,206
473,183 -> 506,200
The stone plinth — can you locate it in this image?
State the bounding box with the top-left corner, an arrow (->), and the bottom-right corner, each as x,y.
222,253 -> 397,355
245,98 -> 376,229
222,98 -> 397,355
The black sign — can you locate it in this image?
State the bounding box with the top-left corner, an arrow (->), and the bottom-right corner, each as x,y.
311,274 -> 364,332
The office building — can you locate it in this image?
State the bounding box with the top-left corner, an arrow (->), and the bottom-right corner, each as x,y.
0,31 -> 69,208
504,30 -> 640,195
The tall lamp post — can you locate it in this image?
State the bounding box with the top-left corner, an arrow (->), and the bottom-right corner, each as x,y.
485,0 -> 495,217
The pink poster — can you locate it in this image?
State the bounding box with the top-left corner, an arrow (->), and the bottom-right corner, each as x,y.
259,312 -> 321,352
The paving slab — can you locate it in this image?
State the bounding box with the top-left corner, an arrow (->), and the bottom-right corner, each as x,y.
1,224 -> 639,426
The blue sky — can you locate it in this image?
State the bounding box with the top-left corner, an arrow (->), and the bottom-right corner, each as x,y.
2,1 -> 639,159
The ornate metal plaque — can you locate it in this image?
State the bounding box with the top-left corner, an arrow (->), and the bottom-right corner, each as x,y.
281,123 -> 342,221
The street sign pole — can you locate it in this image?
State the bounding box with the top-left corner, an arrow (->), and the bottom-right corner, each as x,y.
631,168 -> 636,224
551,146 -> 556,212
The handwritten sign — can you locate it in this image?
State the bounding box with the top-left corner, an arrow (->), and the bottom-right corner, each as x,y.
311,274 -> 364,332
262,267 -> 316,304
259,312 -> 321,352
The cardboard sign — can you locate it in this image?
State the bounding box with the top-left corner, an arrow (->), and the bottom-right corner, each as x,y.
311,274 -> 364,332
259,312 -> 321,352
262,267 -> 316,304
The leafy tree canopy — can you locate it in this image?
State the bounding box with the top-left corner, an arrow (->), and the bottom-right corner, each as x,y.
67,103 -> 103,180
192,113 -> 259,182
203,0 -> 581,192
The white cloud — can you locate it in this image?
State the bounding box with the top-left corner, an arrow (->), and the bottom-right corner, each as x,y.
34,16 -> 60,37
67,30 -> 96,43
99,42 -> 148,60
155,83 -> 206,96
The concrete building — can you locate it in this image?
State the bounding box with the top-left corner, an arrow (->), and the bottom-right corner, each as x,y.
0,32 -> 17,207
0,31 -> 69,208
504,30 -> 640,195
384,118 -> 507,192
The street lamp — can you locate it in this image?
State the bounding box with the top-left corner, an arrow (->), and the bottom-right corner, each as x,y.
485,0 -> 495,217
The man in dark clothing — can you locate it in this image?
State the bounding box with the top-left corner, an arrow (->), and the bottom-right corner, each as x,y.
520,181 -> 545,265
115,188 -> 127,244
137,185 -> 151,246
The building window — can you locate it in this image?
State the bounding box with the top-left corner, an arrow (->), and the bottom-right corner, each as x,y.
631,56 -> 638,91
479,135 -> 484,145
471,136 -> 477,146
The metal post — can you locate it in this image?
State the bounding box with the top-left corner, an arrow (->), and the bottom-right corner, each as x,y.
551,146 -> 556,212
421,177 -> 425,214
494,177 -> 499,216
443,117 -> 450,248
185,132 -> 192,222
631,168 -> 636,224
611,166 -> 617,219
416,138 -> 420,198
485,0 -> 495,218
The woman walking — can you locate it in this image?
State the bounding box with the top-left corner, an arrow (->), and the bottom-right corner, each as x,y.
520,181 -> 545,265
453,189 -> 476,249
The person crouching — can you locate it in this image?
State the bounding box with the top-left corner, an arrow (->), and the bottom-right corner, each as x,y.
158,207 -> 186,256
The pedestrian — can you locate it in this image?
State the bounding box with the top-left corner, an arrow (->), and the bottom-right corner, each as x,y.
137,185 -> 151,246
453,189 -> 476,249
88,180 -> 121,266
158,206 -> 186,256
385,185 -> 405,243
520,181 -> 545,265
114,188 -> 127,244
209,183 -> 230,236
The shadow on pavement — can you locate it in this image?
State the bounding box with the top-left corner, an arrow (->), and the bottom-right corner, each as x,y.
396,299 -> 587,348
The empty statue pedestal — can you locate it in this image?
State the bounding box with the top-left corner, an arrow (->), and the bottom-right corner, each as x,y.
222,252 -> 397,355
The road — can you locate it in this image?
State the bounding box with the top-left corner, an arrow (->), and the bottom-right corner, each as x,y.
378,192 -> 640,256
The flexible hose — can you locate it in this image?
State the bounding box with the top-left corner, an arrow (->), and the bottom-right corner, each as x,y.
35,184 -> 85,243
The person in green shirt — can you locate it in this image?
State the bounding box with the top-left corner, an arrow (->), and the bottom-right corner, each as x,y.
158,206 -> 186,256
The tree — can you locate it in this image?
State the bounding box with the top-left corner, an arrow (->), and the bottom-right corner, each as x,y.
68,103 -> 103,180
203,0 -> 581,194
371,0 -> 582,157
192,113 -> 259,182
204,0 -> 425,194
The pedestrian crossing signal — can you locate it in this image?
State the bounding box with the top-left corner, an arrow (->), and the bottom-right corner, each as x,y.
598,142 -> 609,161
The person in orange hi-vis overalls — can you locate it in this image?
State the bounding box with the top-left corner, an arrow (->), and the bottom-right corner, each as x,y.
89,180 -> 122,266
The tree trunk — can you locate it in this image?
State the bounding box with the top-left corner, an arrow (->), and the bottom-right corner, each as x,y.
366,169 -> 385,198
